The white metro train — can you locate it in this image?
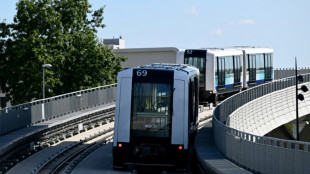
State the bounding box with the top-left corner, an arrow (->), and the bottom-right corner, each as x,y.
113,64 -> 200,170
181,47 -> 274,104
114,46 -> 274,104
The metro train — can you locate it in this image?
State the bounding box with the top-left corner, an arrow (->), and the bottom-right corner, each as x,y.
113,64 -> 200,170
114,46 -> 274,104
179,47 -> 274,104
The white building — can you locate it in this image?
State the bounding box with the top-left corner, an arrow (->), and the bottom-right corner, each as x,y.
113,47 -> 180,69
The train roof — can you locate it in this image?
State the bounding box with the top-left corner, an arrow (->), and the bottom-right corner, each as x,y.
113,47 -> 180,53
204,48 -> 243,57
117,63 -> 199,80
234,46 -> 274,54
113,46 -> 273,55
136,63 -> 199,74
198,46 -> 273,56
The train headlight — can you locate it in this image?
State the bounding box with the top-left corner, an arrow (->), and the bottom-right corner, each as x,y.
118,143 -> 123,148
178,145 -> 183,150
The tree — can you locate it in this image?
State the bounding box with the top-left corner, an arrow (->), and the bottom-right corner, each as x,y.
0,0 -> 126,105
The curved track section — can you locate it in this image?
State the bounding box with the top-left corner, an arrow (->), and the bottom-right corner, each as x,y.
71,107 -> 213,174
7,118 -> 114,174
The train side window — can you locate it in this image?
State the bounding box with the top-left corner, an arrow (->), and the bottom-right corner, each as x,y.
188,76 -> 199,130
270,54 -> 273,79
233,56 -> 241,86
248,54 -> 256,83
225,56 -> 234,86
256,54 -> 264,82
264,53 -> 273,81
194,76 -> 199,122
215,58 -> 218,88
217,57 -> 225,88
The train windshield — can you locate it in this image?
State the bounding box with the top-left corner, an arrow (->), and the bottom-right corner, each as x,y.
184,50 -> 206,87
131,70 -> 173,142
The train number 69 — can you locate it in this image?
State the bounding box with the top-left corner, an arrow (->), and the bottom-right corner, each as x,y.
137,70 -> 147,77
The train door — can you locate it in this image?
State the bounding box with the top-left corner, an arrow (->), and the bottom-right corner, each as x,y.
233,56 -> 241,86
217,57 -> 225,88
264,54 -> 272,81
248,55 -> 256,84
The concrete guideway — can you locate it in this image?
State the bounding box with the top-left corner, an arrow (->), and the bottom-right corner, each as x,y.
70,106 -> 217,174
195,107 -> 251,174
7,121 -> 114,174
2,103 -> 114,173
228,82 -> 310,136
195,121 -> 251,174
3,103 -> 223,174
213,74 -> 310,174
0,103 -> 115,156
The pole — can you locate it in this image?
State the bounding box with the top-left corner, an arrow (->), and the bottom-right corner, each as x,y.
295,57 -> 299,141
43,67 -> 45,99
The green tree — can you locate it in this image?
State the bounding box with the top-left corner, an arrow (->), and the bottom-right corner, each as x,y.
0,0 -> 126,105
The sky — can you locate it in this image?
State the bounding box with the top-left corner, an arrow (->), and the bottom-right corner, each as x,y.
0,0 -> 309,68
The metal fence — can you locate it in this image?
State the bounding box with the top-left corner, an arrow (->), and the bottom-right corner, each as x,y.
0,84 -> 116,135
274,68 -> 310,80
213,74 -> 310,173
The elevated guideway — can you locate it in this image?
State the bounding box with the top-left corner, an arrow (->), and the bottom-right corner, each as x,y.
213,74 -> 310,174
0,85 -> 117,173
228,82 -> 310,136
3,70 -> 310,174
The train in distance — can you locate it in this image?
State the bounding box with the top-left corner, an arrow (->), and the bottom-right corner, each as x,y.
113,46 -> 274,105
113,63 -> 200,170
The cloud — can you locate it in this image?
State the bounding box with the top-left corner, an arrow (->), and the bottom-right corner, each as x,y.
185,6 -> 199,15
238,19 -> 255,25
211,29 -> 223,36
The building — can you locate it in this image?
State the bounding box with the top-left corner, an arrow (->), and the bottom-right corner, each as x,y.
113,47 -> 180,69
103,37 -> 125,49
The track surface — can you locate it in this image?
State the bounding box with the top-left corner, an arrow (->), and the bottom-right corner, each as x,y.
71,107 -> 214,174
7,107 -> 214,174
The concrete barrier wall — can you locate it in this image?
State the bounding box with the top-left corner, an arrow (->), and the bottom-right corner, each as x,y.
213,74 -> 310,173
228,82 -> 310,136
0,84 -> 116,135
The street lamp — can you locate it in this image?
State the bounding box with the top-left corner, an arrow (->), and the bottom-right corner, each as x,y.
42,64 -> 52,99
295,57 -> 308,141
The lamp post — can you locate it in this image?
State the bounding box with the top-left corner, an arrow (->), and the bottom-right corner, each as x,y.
295,58 -> 300,141
295,57 -> 308,141
42,64 -> 52,99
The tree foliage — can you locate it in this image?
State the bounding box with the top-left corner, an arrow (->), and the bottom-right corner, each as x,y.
0,0 -> 126,105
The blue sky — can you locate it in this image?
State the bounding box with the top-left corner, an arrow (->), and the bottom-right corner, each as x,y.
1,0 -> 309,68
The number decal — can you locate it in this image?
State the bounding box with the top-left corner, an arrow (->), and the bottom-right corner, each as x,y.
137,70 -> 142,76
186,50 -> 192,54
137,70 -> 147,77
142,70 -> 147,76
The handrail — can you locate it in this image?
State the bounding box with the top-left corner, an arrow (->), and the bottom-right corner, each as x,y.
0,84 -> 117,135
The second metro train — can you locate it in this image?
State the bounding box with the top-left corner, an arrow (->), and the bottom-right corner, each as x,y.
180,47 -> 274,104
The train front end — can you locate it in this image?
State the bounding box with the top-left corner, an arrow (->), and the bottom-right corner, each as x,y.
113,64 -> 198,170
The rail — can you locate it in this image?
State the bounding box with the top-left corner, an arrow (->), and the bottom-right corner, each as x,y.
0,84 -> 117,135
213,74 -> 310,173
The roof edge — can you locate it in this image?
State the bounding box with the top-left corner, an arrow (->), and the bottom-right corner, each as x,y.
112,47 -> 180,53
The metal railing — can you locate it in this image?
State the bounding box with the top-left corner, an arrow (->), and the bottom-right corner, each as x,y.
274,68 -> 310,80
0,84 -> 116,135
213,74 -> 310,173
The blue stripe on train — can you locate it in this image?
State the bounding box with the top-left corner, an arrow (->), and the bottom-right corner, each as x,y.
215,82 -> 242,90
246,79 -> 273,84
